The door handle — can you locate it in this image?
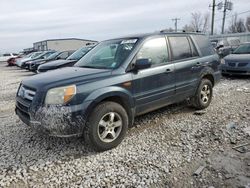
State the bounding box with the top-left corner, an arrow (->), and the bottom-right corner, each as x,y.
165,68 -> 173,74
192,62 -> 201,69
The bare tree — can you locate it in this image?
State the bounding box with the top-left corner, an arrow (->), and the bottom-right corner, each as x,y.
246,16 -> 250,32
182,24 -> 195,32
228,13 -> 246,33
202,13 -> 210,33
160,27 -> 175,32
191,12 -> 203,32
182,12 -> 210,33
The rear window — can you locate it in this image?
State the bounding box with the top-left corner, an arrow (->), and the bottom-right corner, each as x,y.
192,35 -> 215,56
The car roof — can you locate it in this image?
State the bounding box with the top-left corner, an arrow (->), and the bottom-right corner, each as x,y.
241,42 -> 250,45
106,31 -> 206,41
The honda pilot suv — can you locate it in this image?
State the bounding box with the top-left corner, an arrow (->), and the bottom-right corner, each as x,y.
16,32 -> 220,151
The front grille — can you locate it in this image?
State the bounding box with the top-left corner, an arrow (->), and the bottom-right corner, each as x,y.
238,63 -> 248,67
16,97 -> 31,121
16,85 -> 36,121
17,85 -> 36,101
228,62 -> 236,67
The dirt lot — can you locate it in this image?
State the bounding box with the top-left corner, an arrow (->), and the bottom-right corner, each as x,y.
0,63 -> 249,188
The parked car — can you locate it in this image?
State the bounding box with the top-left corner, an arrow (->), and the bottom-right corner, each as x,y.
7,54 -> 23,66
37,46 -> 94,73
216,38 -> 240,58
16,52 -> 43,67
0,53 -> 17,62
220,42 -> 250,76
22,51 -> 56,69
16,32 -> 220,151
29,50 -> 74,72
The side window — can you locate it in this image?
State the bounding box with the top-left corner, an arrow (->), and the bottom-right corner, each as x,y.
136,37 -> 168,65
189,38 -> 199,57
192,35 -> 215,56
168,37 -> 192,61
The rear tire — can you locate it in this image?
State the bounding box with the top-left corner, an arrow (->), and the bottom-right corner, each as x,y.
84,101 -> 128,151
192,79 -> 213,110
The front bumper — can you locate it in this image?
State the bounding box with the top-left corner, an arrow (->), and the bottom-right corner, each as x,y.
16,97 -> 92,137
220,64 -> 250,75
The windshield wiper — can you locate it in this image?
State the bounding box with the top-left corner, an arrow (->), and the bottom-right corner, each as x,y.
80,65 -> 109,69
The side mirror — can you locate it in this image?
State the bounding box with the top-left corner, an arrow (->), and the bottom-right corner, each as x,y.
56,56 -> 62,60
134,58 -> 151,70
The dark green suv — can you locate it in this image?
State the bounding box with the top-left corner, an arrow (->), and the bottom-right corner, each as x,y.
16,32 -> 221,151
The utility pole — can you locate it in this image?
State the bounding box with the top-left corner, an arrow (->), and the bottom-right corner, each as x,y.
211,0 -> 216,35
221,0 -> 232,34
172,18 -> 180,32
221,0 -> 227,34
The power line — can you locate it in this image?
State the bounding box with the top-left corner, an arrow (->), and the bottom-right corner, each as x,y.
214,9 -> 250,22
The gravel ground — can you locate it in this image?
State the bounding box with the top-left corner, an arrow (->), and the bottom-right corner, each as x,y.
0,63 -> 249,188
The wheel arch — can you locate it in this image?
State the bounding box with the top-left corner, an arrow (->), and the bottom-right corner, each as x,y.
199,68 -> 215,86
84,87 -> 135,127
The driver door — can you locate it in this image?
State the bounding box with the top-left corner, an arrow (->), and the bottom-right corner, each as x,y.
132,37 -> 176,115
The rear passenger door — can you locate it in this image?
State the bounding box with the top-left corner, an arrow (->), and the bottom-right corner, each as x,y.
168,36 -> 200,98
132,36 -> 175,115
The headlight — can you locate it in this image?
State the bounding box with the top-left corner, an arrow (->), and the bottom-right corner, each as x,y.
221,59 -> 225,64
45,85 -> 76,105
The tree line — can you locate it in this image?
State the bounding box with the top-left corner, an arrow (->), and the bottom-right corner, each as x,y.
163,12 -> 250,34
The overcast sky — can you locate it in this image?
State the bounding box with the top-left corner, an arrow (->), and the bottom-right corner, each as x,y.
1,0 -> 250,53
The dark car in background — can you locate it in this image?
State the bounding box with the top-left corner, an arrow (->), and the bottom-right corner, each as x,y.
221,42 -> 250,76
16,32 -> 220,151
21,51 -> 56,69
37,46 -> 94,73
29,50 -> 74,72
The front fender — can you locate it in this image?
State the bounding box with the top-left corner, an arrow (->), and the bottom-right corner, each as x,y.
82,86 -> 135,126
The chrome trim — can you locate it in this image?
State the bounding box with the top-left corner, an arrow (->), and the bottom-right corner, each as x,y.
18,85 -> 36,101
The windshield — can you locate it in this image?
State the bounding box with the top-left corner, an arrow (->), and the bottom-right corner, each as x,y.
75,38 -> 138,69
233,44 -> 250,54
46,52 -> 60,60
30,52 -> 43,58
67,47 -> 92,60
36,51 -> 55,59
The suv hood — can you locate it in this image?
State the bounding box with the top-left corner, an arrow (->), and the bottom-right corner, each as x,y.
39,59 -> 76,70
22,67 -> 112,91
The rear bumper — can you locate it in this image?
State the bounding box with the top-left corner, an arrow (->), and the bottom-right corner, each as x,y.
16,98 -> 92,137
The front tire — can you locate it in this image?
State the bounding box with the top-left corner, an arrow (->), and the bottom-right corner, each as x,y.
192,79 -> 213,110
84,101 -> 128,151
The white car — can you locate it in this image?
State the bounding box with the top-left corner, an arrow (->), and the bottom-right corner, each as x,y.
0,53 -> 17,62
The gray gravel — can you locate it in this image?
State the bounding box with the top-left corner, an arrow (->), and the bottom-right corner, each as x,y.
0,63 -> 249,187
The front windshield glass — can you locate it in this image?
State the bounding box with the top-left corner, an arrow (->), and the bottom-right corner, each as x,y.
67,47 -> 92,60
36,51 -> 55,59
46,52 -> 60,59
31,52 -> 43,58
75,38 -> 138,69
233,44 -> 250,54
